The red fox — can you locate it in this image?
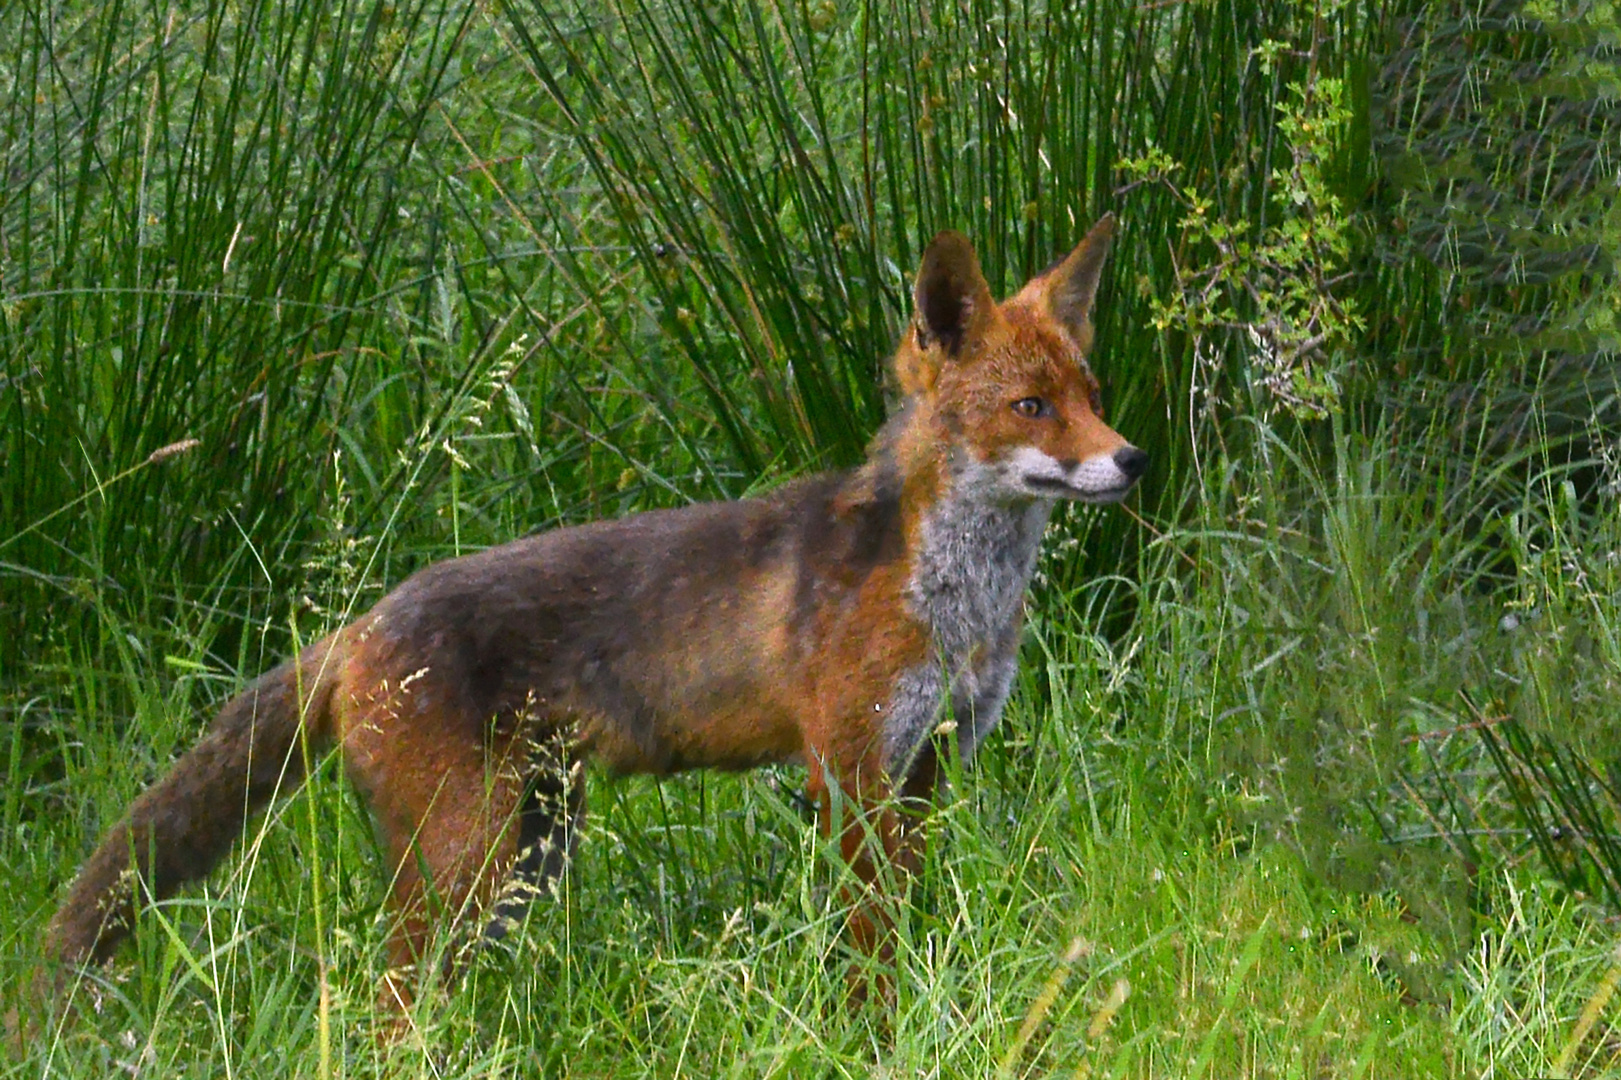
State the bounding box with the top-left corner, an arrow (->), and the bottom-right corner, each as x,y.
42,216 -> 1146,1017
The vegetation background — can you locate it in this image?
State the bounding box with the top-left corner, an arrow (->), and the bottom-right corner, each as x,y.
2,0 -> 1619,1074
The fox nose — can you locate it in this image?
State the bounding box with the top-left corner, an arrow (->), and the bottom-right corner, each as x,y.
1113,446 -> 1150,480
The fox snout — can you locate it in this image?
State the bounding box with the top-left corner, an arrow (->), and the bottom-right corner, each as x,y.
1015,443 -> 1149,503
1081,444 -> 1150,502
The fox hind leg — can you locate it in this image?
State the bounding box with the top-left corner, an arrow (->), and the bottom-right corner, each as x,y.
342,709 -> 535,1015
483,729 -> 586,943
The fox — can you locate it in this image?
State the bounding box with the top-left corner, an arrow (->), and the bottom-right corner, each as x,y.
39,215 -> 1146,1021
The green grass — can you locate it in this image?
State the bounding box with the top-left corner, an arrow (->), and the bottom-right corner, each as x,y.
10,474 -> 1621,1076
5,0 -> 1621,1074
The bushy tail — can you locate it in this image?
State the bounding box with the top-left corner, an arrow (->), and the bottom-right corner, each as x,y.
44,633 -> 345,968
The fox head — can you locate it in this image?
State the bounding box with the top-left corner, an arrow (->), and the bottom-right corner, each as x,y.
893,215 -> 1148,504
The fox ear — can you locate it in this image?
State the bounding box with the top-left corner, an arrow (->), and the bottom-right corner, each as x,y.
1028,213 -> 1115,351
911,231 -> 996,360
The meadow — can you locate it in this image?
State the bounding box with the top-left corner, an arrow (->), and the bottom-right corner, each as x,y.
3,0 -> 1620,1074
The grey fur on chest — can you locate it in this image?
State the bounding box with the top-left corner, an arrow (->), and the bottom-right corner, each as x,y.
882,486 -> 1053,773
911,493 -> 1051,656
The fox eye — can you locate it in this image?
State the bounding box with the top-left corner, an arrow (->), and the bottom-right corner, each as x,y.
1012,396 -> 1049,419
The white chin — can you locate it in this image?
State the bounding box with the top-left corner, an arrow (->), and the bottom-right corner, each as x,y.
1021,476 -> 1131,503
1071,485 -> 1133,504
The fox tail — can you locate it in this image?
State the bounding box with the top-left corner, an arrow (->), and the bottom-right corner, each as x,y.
44,632 -> 345,969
